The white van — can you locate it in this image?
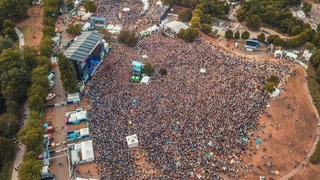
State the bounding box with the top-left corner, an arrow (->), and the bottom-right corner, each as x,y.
48,72 -> 55,81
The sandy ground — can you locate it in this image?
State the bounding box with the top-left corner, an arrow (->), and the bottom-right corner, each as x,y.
199,32 -> 320,179
240,66 -> 319,179
16,5 -> 43,48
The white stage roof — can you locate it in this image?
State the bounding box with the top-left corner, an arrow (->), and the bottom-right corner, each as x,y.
165,21 -> 188,33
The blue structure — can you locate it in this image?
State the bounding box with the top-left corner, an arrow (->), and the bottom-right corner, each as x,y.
90,16 -> 107,28
245,40 -> 260,49
132,61 -> 143,75
66,127 -> 90,142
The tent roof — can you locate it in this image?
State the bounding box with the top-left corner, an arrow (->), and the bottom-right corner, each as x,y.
81,140 -> 94,161
165,21 -> 188,33
80,127 -> 89,136
64,31 -> 103,62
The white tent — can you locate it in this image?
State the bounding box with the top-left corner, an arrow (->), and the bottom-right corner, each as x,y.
81,140 -> 94,162
67,110 -> 87,123
123,7 -> 130,12
42,166 -> 50,175
126,134 -> 139,148
71,150 -> 80,164
286,52 -> 298,60
67,92 -> 80,103
80,127 -> 89,137
274,50 -> 282,58
269,88 -> 280,98
141,76 -> 151,85
165,21 -> 188,34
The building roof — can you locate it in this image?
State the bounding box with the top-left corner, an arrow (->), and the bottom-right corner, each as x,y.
81,140 -> 94,161
64,31 -> 103,62
165,21 -> 188,33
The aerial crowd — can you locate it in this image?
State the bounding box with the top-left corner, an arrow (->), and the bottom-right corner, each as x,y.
84,0 -> 293,179
87,33 -> 291,179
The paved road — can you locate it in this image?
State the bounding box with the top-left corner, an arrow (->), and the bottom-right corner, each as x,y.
11,27 -> 27,180
14,27 -> 24,49
11,106 -> 29,180
279,69 -> 320,180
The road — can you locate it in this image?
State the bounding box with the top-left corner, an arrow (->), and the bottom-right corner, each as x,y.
14,27 -> 24,49
11,107 -> 29,180
11,27 -> 27,180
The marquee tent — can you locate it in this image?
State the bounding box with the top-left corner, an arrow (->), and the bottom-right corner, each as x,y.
126,134 -> 139,148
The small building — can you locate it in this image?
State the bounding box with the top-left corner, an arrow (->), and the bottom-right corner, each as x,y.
126,134 -> 139,148
140,76 -> 151,85
68,140 -> 94,165
245,40 -> 260,50
65,108 -> 87,125
67,92 -> 81,104
67,127 -> 90,142
300,50 -> 313,62
163,21 -> 188,38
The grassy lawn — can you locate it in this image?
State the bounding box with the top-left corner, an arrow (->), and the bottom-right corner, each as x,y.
307,64 -> 320,164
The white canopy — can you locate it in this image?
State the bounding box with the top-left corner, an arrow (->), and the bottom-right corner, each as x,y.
80,127 -> 89,136
269,88 -> 280,98
141,76 -> 150,85
123,7 -> 130,12
126,134 -> 139,148
81,140 -> 94,162
165,21 -> 188,33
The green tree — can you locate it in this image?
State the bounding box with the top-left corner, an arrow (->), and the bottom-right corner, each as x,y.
201,23 -> 212,34
234,31 -> 240,40
1,68 -> 31,104
317,24 -> 320,32
190,14 -> 201,29
303,2 -> 312,15
118,30 -> 138,47
18,118 -> 43,152
0,35 -> 13,53
264,81 -> 276,93
291,25 -> 302,36
178,8 -> 193,22
142,62 -> 155,76
66,24 -> 82,36
257,33 -> 265,42
42,25 -> 56,37
37,56 -> 51,70
22,46 -> 38,72
0,48 -> 24,72
0,113 -> 20,137
31,66 -> 50,88
241,31 -> 250,39
0,136 -> 15,179
58,54 -> 78,93
27,94 -> 45,112
2,19 -> 17,41
98,28 -> 112,41
177,28 -> 198,42
18,152 -> 42,180
39,36 -> 54,57
246,15 -> 262,30
305,42 -> 314,51
83,0 -> 97,13
225,29 -> 233,40
267,75 -> 280,86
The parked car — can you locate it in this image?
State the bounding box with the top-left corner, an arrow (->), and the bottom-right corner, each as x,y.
46,93 -> 56,101
49,81 -> 54,89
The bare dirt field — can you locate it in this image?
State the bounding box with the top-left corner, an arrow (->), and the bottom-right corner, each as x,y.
239,66 -> 319,179
16,4 -> 43,48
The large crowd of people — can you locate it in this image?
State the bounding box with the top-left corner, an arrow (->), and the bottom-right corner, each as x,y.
86,32 -> 292,179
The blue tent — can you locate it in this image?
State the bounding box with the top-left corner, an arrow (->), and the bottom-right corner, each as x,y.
132,61 -> 143,72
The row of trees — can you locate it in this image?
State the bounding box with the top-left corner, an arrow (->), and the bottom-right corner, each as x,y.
224,29 -> 250,40
58,54 -> 78,93
237,0 -> 305,33
16,0 -> 64,179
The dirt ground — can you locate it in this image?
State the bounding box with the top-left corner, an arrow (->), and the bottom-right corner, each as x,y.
240,66 -> 319,179
16,4 -> 43,48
